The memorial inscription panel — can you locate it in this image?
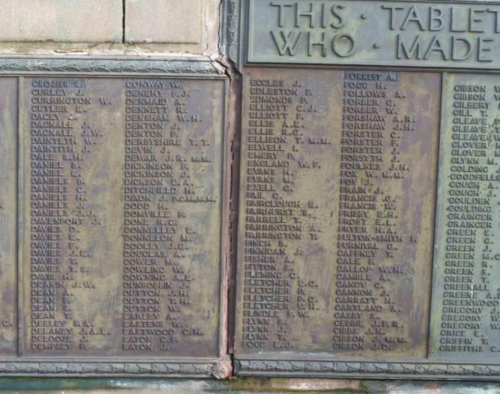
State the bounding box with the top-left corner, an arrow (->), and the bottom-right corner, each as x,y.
0,58 -> 230,378
431,73 -> 500,360
236,67 -> 440,358
232,0 -> 500,380
20,77 -> 225,358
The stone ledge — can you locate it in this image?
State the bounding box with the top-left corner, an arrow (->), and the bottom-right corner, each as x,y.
1,378 -> 500,393
0,56 -> 224,75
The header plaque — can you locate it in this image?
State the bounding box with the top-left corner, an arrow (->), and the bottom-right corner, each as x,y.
247,0 -> 500,69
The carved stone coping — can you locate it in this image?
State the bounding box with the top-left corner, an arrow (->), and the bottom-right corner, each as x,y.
235,360 -> 500,380
0,56 -> 223,75
0,361 -> 229,378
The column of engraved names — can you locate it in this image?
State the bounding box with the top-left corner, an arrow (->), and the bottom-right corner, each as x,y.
29,79 -> 100,352
335,71 -> 417,353
123,79 -> 207,353
242,76 -> 323,351
435,81 -> 500,356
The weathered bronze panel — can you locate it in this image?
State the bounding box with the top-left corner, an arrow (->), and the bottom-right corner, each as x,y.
19,76 -> 226,359
228,0 -> 500,380
235,67 -> 440,358
430,73 -> 500,360
246,0 -> 500,70
0,78 -> 18,355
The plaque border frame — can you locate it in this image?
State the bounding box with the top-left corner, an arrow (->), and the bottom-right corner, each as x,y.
0,56 -> 232,379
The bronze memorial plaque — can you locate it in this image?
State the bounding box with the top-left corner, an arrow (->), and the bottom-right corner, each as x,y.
431,73 -> 500,360
0,58 -> 230,378
230,0 -> 500,381
236,67 -> 440,359
8,0 -> 500,381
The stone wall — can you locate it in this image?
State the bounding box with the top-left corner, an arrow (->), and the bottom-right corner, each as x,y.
0,0 -> 220,56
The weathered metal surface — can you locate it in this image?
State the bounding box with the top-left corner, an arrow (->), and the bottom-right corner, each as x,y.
246,0 -> 500,70
430,73 -> 500,360
0,71 -> 231,377
20,76 -> 225,358
235,67 -> 440,360
0,78 -> 18,356
231,0 -> 500,379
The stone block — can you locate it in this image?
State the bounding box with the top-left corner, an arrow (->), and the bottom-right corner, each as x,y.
125,0 -> 203,44
0,0 -> 122,42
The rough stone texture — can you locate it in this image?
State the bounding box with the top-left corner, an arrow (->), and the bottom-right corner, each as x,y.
126,0 -> 202,44
256,378 -> 363,391
369,381 -> 500,394
0,0 -> 122,43
0,0 -> 219,55
125,0 -> 220,55
2,378 -> 500,393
